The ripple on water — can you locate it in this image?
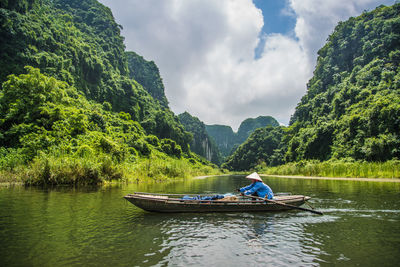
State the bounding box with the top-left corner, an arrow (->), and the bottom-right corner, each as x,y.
2,176 -> 400,266
152,213 -> 330,266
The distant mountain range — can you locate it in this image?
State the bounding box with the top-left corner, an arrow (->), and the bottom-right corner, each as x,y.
179,114 -> 279,164
205,116 -> 279,158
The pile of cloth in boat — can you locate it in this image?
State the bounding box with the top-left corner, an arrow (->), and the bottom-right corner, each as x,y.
181,193 -> 236,201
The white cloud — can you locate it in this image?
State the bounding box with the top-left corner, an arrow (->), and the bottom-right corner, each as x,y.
290,0 -> 394,66
99,0 -> 394,130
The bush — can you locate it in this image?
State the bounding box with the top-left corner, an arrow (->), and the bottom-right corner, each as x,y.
160,139 -> 182,158
0,147 -> 26,171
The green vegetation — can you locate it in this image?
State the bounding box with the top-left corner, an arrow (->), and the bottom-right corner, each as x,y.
0,0 -> 191,151
0,68 -> 219,185
125,51 -> 169,108
1,0 -> 399,182
261,159 -> 400,179
224,4 -> 400,178
205,124 -> 237,157
178,112 -> 222,165
236,116 -> 279,143
0,150 -> 219,185
287,3 -> 400,162
0,0 -> 220,184
205,116 -> 279,158
223,126 -> 286,171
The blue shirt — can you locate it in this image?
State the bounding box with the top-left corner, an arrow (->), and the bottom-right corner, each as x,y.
240,181 -> 274,199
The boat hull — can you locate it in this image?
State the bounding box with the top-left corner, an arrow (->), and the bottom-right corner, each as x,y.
124,193 -> 310,213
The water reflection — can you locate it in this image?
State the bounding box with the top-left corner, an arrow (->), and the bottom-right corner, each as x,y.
127,211 -> 330,266
1,175 -> 400,266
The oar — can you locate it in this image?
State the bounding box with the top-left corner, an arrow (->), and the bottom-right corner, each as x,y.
241,194 -> 323,215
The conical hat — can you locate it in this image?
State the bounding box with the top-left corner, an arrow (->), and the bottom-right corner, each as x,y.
245,172 -> 262,182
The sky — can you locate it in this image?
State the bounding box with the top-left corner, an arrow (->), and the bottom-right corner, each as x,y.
99,0 -> 395,130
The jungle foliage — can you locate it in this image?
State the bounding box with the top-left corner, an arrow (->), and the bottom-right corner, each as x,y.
222,126 -> 286,171
287,3 -> 400,163
0,0 -> 191,151
0,67 -> 217,184
125,51 -> 169,109
224,4 -> 400,172
0,0 -> 218,184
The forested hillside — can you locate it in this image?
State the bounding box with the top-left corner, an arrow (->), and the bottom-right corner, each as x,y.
178,112 -> 222,165
0,0 -> 217,184
205,116 -> 278,158
224,3 -> 400,171
205,125 -> 236,157
223,126 -> 286,171
236,116 -> 279,144
288,3 -> 400,162
125,51 -> 169,109
0,0 -> 191,150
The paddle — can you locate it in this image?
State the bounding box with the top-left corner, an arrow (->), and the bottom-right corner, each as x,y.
241,194 -> 323,215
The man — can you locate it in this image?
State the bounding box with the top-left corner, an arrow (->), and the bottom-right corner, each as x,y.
238,172 -> 274,199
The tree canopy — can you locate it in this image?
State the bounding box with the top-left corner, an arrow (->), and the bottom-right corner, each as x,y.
288,3 -> 400,162
0,0 -> 192,152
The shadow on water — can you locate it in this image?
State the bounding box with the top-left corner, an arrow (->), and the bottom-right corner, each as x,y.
0,175 -> 399,266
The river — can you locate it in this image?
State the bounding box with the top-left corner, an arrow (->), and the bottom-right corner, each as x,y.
0,175 -> 399,266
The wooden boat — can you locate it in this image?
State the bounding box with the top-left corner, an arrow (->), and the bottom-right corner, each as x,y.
123,192 -> 312,213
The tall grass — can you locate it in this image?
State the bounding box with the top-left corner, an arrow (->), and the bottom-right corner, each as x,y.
260,159 -> 400,178
0,150 -> 222,185
0,148 -> 27,183
122,154 -> 220,183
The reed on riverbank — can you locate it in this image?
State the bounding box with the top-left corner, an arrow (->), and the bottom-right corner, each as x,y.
259,159 -> 400,179
0,149 -> 222,185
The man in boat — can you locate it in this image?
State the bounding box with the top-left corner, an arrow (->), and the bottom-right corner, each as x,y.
237,172 -> 274,199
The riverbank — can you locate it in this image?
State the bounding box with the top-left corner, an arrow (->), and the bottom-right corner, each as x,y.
261,174 -> 400,183
0,153 -> 223,186
259,160 -> 400,179
194,173 -> 400,183
194,174 -> 233,179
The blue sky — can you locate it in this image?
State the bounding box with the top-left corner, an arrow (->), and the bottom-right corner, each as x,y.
254,0 -> 295,34
253,0 -> 296,58
100,0 -> 395,129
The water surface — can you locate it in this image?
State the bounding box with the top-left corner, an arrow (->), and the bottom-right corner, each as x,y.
0,175 -> 399,266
